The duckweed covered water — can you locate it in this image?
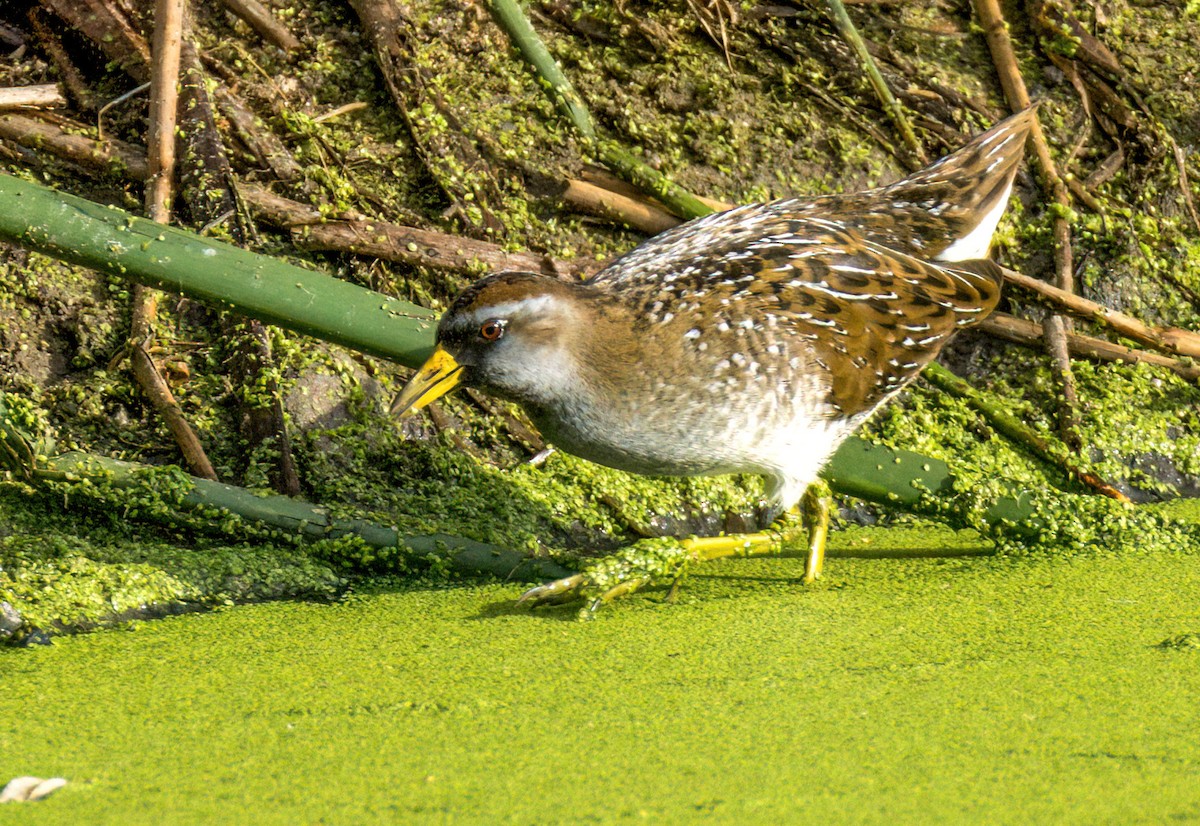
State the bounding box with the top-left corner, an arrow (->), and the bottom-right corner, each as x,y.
2,516 -> 1199,824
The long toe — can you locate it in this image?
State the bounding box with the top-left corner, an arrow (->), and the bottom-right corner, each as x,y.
517,574 -> 587,607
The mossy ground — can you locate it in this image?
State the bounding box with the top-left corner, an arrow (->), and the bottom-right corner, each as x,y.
2,3 -> 1198,815
2,1 -> 1199,638
2,514 -> 1199,823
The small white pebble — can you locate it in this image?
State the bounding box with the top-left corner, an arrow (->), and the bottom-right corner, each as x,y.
1,776 -> 67,803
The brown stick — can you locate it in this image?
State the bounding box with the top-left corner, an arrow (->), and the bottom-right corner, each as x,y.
561,178 -> 679,235
825,0 -> 926,165
282,214 -> 598,280
1085,148 -> 1125,190
129,0 -> 218,481
0,112 -> 148,177
922,362 -> 1128,502
581,167 -> 732,212
1169,137 -> 1200,235
463,388 -> 546,455
37,0 -> 151,82
348,0 -> 505,237
26,9 -> 96,110
0,84 -> 66,110
1040,314 -> 1081,447
213,87 -> 302,182
424,400 -> 484,461
234,183 -> 599,278
980,313 -> 1200,382
1045,225 -> 1082,448
144,1 -> 183,225
227,318 -> 302,495
218,0 -> 302,53
237,183 -> 354,223
973,2 -> 1067,207
0,116 -> 300,491
872,41 -> 999,124
177,40 -> 299,494
1064,175 -> 1105,215
1002,267 -> 1200,359
972,0 -> 1082,447
567,169 -> 735,234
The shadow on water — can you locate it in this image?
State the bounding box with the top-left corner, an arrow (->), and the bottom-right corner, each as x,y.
471,599 -> 585,622
830,545 -> 996,560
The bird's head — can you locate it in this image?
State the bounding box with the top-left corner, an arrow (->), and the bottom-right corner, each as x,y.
390,272 -> 590,416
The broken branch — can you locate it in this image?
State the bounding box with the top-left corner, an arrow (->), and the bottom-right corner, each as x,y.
0,84 -> 66,110
1002,267 -> 1200,360
980,313 -> 1200,382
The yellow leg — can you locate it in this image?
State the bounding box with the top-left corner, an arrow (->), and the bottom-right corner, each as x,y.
519,482 -> 833,614
801,479 -> 831,584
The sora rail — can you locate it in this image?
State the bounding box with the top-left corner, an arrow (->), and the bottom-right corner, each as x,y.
394,108 -> 1035,609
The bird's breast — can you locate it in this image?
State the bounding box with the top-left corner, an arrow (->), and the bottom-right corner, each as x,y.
521,348 -> 841,481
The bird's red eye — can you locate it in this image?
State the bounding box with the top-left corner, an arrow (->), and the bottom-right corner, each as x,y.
480,319 -> 505,341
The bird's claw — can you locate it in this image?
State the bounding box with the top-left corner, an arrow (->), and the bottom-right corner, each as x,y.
515,574 -> 588,606
517,538 -> 693,617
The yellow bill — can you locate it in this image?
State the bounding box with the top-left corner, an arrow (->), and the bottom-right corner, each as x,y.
390,346 -> 464,417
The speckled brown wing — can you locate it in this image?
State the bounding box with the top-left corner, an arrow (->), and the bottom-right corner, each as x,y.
591,213 -> 1001,418
593,109 -> 1033,296
769,224 -> 1003,415
758,107 -> 1037,262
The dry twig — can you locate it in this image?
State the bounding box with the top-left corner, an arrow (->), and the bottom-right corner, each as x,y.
128,0 -> 218,481
561,179 -> 679,235
349,0 -> 507,237
282,214 -> 597,280
213,86 -> 302,181
972,0 -> 1082,448
580,168 -> 731,213
1002,267 -> 1200,360
922,362 -> 1129,501
685,0 -> 737,70
37,0 -> 151,81
825,0 -> 925,164
0,84 -> 66,110
487,0 -> 715,220
177,41 -> 299,494
218,0 -> 302,53
233,183 -> 596,279
0,112 -> 147,176
1170,138 -> 1200,234
26,9 -> 95,109
464,388 -> 546,455
980,313 -> 1200,382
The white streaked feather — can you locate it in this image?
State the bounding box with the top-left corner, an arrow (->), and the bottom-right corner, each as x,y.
934,180 -> 1014,262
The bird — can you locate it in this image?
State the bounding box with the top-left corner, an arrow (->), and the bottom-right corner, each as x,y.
392,107 -> 1036,609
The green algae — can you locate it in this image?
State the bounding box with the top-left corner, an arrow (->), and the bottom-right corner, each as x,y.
1,383 -> 766,638
2,0 -> 1199,641
5,359 -> 1200,638
0,487 -> 345,644
863,371 -> 1200,560
1,535 -> 1199,824
0,25 -> 1196,826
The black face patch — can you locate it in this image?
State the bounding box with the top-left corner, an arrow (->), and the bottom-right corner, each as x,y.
436,321 -> 474,350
